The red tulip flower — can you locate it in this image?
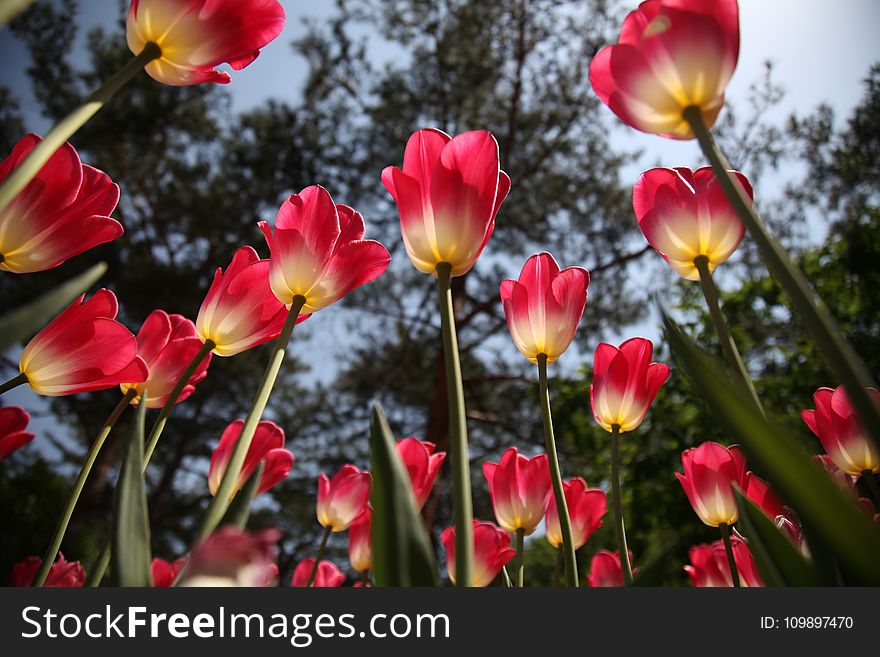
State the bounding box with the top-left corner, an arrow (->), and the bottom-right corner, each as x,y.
441,520 -> 516,587
291,559 -> 345,588
500,252 -> 590,364
0,406 -> 35,463
121,310 -> 212,408
545,477 -> 606,550
590,337 -> 670,432
676,441 -> 748,527
398,437 -> 446,511
586,550 -> 635,587
178,527 -> 280,587
685,536 -> 763,587
196,246 -> 298,357
633,166 -> 751,279
208,420 -> 294,498
802,386 -> 880,476
382,129 -> 511,277
260,186 -> 391,313
483,447 -> 551,535
10,553 -> 85,587
348,506 -> 373,574
18,289 -> 148,396
151,557 -> 187,587
126,0 -> 286,86
589,0 -> 740,139
0,134 -> 122,274
316,464 -> 372,532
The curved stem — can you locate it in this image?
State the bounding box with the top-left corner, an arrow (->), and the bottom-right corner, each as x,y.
32,389 -> 137,587
0,372 -> 28,396
197,298 -> 306,540
308,526 -> 332,587
537,354 -> 578,586
610,423 -> 633,586
0,43 -> 162,215
435,262 -> 474,588
684,105 -> 880,452
719,522 -> 741,587
514,527 -> 525,587
862,470 -> 880,509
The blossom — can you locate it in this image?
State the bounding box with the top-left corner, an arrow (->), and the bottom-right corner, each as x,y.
348,506 -> 372,574
676,441 -> 748,527
545,477 -> 606,550
0,134 -> 122,274
0,406 -> 35,463
441,520 -> 516,587
802,386 -> 880,475
316,464 -> 372,532
151,557 -> 187,587
208,420 -> 293,497
291,559 -> 345,588
397,437 -> 446,511
382,129 -> 511,277
10,553 -> 85,587
586,550 -> 634,587
178,527 -> 280,587
482,447 -> 551,535
500,252 -> 590,364
684,536 -> 763,587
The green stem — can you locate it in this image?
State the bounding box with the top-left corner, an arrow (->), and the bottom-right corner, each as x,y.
435,262 -> 474,588
610,423 -> 633,586
554,546 -> 563,587
32,389 -> 137,587
0,42 -> 161,215
196,298 -> 305,540
684,105 -> 880,452
537,354 -> 579,587
514,527 -> 525,587
862,470 -> 880,509
501,565 -> 512,588
0,372 -> 28,396
719,522 -> 741,587
308,526 -> 332,587
85,545 -> 111,587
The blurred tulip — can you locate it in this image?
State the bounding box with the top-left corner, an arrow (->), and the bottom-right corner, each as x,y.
677,441 -> 747,527
382,128 -> 511,277
633,166 -> 751,279
483,447 -> 551,535
500,252 -> 590,364
208,420 -> 293,497
545,477 -> 606,550
685,536 -> 763,587
590,337 -> 670,432
0,406 -> 35,463
10,553 -> 85,587
812,454 -> 858,492
348,506 -> 372,574
259,185 -> 391,313
441,520 -> 516,587
0,134 -> 122,274
121,310 -> 212,408
18,289 -> 148,396
316,465 -> 372,532
178,527 -> 280,587
126,0 -> 285,86
586,550 -> 635,587
151,557 -> 186,587
398,437 -> 446,511
291,559 -> 345,588
802,386 -> 880,475
589,0 -> 740,139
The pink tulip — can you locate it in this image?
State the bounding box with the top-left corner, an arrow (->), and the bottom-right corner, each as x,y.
398,437 -> 446,511
316,465 -> 372,532
0,134 -> 121,274
500,252 -> 590,364
633,166 -> 751,279
208,420 -> 294,497
545,477 -> 606,550
590,337 -> 670,432
151,557 -> 187,587
586,550 -> 634,587
483,447 -> 551,535
348,506 -> 372,574
178,527 -> 280,587
745,473 -> 790,526
382,129 -> 511,277
10,553 -> 85,587
121,310 -> 212,408
685,536 -> 763,587
589,0 -> 740,139
18,289 -> 148,396
291,558 -> 345,588
441,520 -> 516,587
0,406 -> 35,463
126,0 -> 286,86
196,246 -> 300,357
676,441 -> 748,527
260,186 -> 391,313
802,386 -> 880,476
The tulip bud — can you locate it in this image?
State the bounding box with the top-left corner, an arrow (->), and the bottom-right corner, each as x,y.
316,465 -> 372,532
441,520 -> 516,587
208,420 -> 294,498
397,437 -> 446,511
348,506 -> 373,574
586,550 -> 635,587
151,557 -> 187,587
802,386 -> 880,476
676,441 -> 748,527
483,447 -> 551,535
291,558 -> 345,588
545,477 -> 606,550
685,535 -> 763,587
0,406 -> 34,463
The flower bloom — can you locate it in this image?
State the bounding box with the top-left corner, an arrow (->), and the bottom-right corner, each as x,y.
316,465 -> 372,532
0,406 -> 35,463
500,252 -> 590,364
196,246 -> 298,357
802,386 -> 880,475
151,557 -> 187,587
0,134 -> 122,274
685,536 -> 763,587
381,129 -> 511,277
483,447 -> 551,535
398,437 -> 446,511
208,420 -> 294,498
441,520 -> 516,587
589,0 -> 740,139
121,310 -> 212,408
19,289 -> 148,396
676,441 -> 747,527
348,506 -> 372,573
126,0 -> 286,86
586,550 -> 634,587
10,553 -> 85,587
633,166 -> 751,279
178,527 -> 280,587
260,185 -> 391,313
545,477 -> 606,550
590,337 -> 670,432
291,559 -> 345,588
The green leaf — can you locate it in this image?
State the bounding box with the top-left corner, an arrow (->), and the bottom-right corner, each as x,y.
370,403 -> 438,586
112,399 -> 152,587
0,262 -> 106,353
220,462 -> 264,530
663,311 -> 880,585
